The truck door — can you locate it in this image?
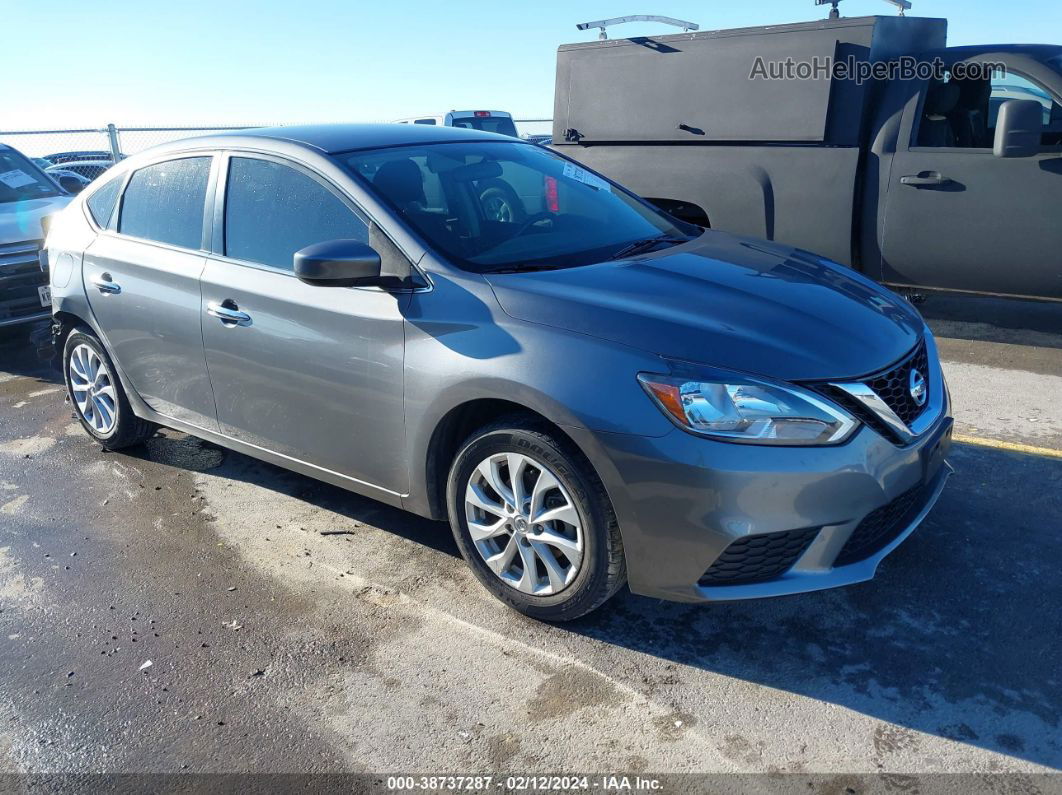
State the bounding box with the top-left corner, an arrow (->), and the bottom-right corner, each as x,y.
880,56 -> 1062,300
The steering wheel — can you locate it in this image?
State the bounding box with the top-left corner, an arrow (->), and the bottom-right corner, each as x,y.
507,212 -> 554,238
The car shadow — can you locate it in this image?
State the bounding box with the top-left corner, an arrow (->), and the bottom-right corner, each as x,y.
124,432 -> 1061,768
920,292 -> 1062,351
0,321 -> 63,384
568,443 -> 1062,769
124,431 -> 460,559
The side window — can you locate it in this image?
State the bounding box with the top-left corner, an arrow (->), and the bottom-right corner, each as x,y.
119,157 -> 211,249
86,175 -> 123,229
989,72 -> 1062,146
224,157 -> 368,271
917,69 -> 1061,149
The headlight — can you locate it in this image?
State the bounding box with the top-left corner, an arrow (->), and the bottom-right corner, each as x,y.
637,371 -> 857,445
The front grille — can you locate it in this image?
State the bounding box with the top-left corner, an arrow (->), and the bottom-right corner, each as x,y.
815,384 -> 898,441
867,342 -> 929,427
0,239 -> 48,324
699,526 -> 820,586
810,341 -> 930,445
834,481 -> 934,566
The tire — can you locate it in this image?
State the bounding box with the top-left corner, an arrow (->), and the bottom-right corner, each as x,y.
63,327 -> 155,450
446,417 -> 626,621
478,180 -> 526,224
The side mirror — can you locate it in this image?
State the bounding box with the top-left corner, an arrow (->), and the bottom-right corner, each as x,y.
58,174 -> 85,194
294,239 -> 383,287
994,99 -> 1043,158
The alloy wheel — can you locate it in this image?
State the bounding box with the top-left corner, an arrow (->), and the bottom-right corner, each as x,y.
464,452 -> 584,595
481,193 -> 516,223
69,343 -> 118,435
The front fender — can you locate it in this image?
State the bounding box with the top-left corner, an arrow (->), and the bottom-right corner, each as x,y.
401,270 -> 673,516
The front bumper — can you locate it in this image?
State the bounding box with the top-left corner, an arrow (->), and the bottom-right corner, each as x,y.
0,239 -> 48,328
570,412 -> 953,604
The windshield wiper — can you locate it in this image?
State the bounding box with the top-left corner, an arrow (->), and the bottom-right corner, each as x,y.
607,235 -> 690,261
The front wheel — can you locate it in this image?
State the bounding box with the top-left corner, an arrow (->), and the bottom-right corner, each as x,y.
63,327 -> 155,449
446,419 -> 626,621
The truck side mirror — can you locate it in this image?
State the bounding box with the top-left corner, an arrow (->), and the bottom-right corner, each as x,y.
994,100 -> 1044,158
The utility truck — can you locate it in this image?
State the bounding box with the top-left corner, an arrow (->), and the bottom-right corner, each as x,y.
552,8 -> 1062,300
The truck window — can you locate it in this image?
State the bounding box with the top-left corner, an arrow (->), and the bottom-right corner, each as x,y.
988,73 -> 1061,145
918,70 -> 1061,149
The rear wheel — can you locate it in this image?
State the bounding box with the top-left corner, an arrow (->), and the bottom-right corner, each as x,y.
63,327 -> 154,449
447,419 -> 626,621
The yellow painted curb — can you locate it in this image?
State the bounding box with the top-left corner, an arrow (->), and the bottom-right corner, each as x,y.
953,433 -> 1062,460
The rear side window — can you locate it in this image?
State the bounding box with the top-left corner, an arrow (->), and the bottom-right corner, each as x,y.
119,157 -> 211,249
224,157 -> 367,271
86,176 -> 122,229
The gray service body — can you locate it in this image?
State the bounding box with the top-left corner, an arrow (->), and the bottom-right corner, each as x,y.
552,16 -> 1062,300
45,125 -> 952,604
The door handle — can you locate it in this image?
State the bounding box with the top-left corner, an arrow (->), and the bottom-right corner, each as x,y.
90,273 -> 122,295
206,300 -> 252,327
900,173 -> 950,187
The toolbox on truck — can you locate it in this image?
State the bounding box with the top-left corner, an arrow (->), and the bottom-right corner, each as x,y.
554,16 -> 947,146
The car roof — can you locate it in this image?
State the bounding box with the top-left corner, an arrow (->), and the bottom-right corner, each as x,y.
167,123 -> 518,156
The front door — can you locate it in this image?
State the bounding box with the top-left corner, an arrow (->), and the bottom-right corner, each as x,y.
201,154 -> 409,496
880,56 -> 1062,299
83,156 -> 219,429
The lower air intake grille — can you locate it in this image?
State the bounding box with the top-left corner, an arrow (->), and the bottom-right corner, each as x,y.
699,526 -> 820,586
834,482 -> 933,566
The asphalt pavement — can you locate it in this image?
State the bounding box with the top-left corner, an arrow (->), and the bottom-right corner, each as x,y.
0,294 -> 1060,781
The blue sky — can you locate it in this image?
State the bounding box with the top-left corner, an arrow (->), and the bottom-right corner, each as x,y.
4,0 -> 1060,130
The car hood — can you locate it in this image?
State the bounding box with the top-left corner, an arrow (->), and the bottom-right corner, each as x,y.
0,196 -> 72,243
484,232 -> 925,382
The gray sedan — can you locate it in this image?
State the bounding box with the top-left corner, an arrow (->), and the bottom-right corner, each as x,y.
43,124 -> 952,621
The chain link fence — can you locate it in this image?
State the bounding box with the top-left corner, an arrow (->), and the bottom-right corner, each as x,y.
0,119 -> 554,172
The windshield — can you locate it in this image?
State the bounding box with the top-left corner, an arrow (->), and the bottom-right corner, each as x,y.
341,141 -> 698,272
450,116 -> 519,137
0,148 -> 62,204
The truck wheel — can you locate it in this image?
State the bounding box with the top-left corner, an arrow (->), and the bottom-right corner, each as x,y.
63,327 -> 155,450
478,180 -> 525,224
446,418 -> 626,621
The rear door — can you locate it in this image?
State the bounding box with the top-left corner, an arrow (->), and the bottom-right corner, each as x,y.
200,153 -> 410,495
83,155 -> 220,429
880,55 -> 1062,299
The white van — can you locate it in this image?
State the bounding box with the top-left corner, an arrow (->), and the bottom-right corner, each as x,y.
393,110 -> 519,137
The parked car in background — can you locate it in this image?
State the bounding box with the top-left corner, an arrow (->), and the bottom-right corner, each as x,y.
33,159 -> 91,193
45,160 -> 114,183
43,150 -> 117,165
45,124 -> 952,621
0,144 -> 71,329
394,110 -> 519,137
